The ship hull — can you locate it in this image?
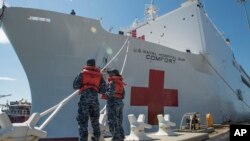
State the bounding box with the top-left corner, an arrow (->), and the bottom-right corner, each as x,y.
1,7 -> 250,138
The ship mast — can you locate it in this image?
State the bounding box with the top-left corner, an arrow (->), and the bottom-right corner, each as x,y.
130,0 -> 159,30
145,0 -> 158,20
238,0 -> 250,29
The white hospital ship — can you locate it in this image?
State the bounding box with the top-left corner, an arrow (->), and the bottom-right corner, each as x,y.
1,0 -> 250,139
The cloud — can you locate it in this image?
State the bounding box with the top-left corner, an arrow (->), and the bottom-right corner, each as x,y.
0,77 -> 16,81
0,28 -> 10,44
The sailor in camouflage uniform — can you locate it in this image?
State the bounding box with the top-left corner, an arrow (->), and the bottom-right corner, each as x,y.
73,59 -> 106,141
102,69 -> 125,141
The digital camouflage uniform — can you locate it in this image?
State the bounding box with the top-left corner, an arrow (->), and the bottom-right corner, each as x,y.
106,80 -> 125,141
73,72 -> 106,141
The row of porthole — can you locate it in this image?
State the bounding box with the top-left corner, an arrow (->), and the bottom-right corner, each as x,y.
10,110 -> 30,115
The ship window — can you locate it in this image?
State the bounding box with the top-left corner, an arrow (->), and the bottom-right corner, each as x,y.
186,49 -> 191,53
191,14 -> 194,17
118,31 -> 124,35
241,76 -> 250,88
236,89 -> 243,101
182,18 -> 186,21
150,31 -> 152,34
164,25 -> 166,28
232,61 -> 235,67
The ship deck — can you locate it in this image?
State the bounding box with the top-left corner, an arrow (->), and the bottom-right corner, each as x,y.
39,125 -> 229,141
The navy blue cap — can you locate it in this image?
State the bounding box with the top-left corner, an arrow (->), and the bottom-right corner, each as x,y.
86,59 -> 95,66
107,68 -> 120,76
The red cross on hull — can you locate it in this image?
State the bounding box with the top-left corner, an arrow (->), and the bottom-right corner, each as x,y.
131,69 -> 178,125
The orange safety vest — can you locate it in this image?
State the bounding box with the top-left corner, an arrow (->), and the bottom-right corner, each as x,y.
101,76 -> 125,100
80,66 -> 101,92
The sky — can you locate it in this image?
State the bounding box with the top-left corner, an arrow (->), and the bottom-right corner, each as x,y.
0,0 -> 250,105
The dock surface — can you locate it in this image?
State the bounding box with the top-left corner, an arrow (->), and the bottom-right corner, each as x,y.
39,125 -> 230,141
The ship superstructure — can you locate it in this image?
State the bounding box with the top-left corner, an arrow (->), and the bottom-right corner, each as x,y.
1,99 -> 31,123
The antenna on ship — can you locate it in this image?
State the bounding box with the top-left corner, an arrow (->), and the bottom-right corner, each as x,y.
238,0 -> 250,29
145,0 -> 158,20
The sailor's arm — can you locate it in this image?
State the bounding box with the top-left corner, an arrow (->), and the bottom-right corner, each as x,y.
99,77 -> 106,94
73,73 -> 82,89
106,82 -> 115,98
122,89 -> 125,99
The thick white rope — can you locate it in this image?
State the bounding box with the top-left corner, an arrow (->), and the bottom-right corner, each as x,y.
101,37 -> 129,72
100,38 -> 130,126
120,40 -> 130,74
39,37 -> 130,130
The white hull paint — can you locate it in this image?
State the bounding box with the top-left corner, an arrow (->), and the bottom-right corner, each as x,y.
1,0 -> 250,138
